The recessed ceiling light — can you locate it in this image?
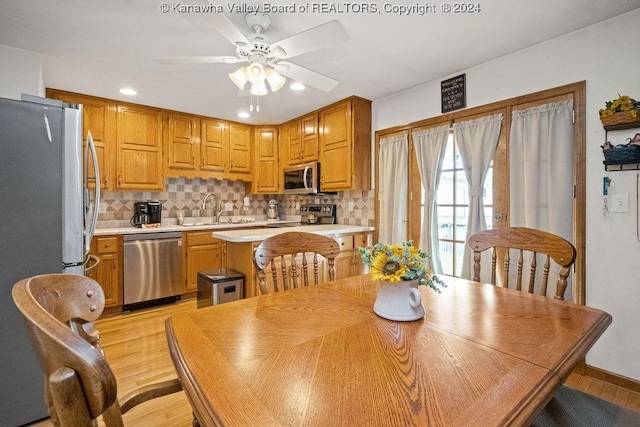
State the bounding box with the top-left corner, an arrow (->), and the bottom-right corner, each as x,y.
119,88 -> 137,96
238,112 -> 250,118
290,82 -> 305,91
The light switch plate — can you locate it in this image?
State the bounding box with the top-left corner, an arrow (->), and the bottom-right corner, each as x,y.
611,193 -> 629,213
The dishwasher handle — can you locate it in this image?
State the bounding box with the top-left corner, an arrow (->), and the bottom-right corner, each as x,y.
123,232 -> 183,242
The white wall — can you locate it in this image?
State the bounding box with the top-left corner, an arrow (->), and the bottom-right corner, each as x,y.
0,44 -> 43,99
372,9 -> 640,382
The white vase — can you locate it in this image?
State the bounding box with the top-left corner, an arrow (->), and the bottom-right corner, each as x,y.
373,280 -> 425,321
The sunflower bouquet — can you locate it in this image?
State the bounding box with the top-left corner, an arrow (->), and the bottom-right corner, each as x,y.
599,95 -> 640,119
359,241 -> 446,293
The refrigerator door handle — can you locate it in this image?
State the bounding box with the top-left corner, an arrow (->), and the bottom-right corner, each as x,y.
84,131 -> 100,259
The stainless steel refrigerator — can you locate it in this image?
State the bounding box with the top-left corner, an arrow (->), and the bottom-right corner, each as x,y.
0,95 -> 99,426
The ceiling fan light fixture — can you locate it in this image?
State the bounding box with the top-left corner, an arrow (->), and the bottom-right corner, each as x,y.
265,67 -> 286,92
250,80 -> 268,96
246,62 -> 266,84
229,66 -> 248,90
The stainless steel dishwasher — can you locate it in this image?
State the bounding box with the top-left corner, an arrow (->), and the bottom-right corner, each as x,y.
123,232 -> 183,310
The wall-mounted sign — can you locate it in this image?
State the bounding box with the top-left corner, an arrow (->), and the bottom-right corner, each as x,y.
441,74 -> 466,113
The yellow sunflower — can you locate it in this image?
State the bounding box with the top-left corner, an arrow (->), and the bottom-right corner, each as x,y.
370,251 -> 408,283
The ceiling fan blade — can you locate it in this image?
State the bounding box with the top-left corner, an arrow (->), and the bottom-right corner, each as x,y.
154,56 -> 240,64
277,62 -> 339,92
272,20 -> 349,59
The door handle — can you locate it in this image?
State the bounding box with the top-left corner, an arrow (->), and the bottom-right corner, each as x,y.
493,212 -> 504,222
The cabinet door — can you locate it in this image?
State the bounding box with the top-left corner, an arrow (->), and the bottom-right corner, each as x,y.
166,112 -> 198,173
254,126 -> 279,193
229,123 -> 252,177
185,243 -> 222,292
333,235 -> 355,279
116,104 -> 164,190
184,231 -> 224,293
201,118 -> 228,173
89,235 -> 122,308
301,113 -> 319,162
46,90 -> 116,191
285,119 -> 302,166
320,100 -> 352,190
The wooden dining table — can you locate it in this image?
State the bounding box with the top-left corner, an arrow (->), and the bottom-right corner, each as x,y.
165,275 -> 611,427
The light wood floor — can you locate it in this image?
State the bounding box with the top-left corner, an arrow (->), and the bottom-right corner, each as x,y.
31,299 -> 640,426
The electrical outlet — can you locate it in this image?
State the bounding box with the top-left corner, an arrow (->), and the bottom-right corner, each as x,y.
224,201 -> 234,212
348,201 -> 354,212
611,193 -> 629,213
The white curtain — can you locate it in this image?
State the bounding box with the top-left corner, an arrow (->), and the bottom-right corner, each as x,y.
509,100 -> 574,297
378,134 -> 408,245
455,114 -> 504,281
412,125 -> 449,274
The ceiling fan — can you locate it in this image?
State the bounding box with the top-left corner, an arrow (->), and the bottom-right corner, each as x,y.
155,11 -> 349,93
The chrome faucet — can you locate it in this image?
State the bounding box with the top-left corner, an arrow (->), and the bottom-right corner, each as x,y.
201,193 -> 223,223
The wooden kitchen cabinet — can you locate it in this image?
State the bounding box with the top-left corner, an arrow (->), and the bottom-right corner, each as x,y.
116,103 -> 164,190
319,97 -> 372,191
333,232 -> 373,279
228,122 -> 253,180
183,231 -> 227,295
165,111 -> 199,176
248,126 -> 279,194
88,235 -> 123,312
46,89 -> 117,191
281,113 -> 319,167
200,117 -> 229,175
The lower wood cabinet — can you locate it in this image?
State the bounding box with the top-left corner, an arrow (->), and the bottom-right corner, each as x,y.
183,231 -> 227,295
88,235 -> 123,312
333,232 -> 373,279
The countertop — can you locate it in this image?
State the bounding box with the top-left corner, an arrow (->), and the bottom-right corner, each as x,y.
212,224 -> 375,243
94,221 -> 374,239
94,220 -> 295,236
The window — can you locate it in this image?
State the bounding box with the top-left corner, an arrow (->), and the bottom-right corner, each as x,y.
430,132 -> 492,277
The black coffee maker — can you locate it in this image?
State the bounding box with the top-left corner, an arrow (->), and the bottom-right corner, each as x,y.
131,201 -> 162,227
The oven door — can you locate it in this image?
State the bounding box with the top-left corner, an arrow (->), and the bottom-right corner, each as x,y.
283,162 -> 319,194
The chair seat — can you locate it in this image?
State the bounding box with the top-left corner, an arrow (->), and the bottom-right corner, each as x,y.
532,385 -> 640,426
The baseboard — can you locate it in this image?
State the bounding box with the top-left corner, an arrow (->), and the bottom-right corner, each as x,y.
585,364 -> 640,394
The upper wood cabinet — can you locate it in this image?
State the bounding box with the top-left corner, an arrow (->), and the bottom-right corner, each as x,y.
319,97 -> 372,191
116,104 -> 164,190
228,122 -> 253,179
46,89 -> 117,191
165,112 -> 199,176
281,113 -> 319,167
200,118 -> 228,174
248,126 -> 279,194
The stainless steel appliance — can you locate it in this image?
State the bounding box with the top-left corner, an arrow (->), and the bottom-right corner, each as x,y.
267,199 -> 279,220
123,232 -> 183,310
197,269 -> 243,308
266,204 -> 337,228
283,162 -> 326,194
0,95 -> 100,425
131,201 -> 162,227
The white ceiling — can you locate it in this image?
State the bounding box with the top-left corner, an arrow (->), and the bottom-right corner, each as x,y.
1,1 -> 638,124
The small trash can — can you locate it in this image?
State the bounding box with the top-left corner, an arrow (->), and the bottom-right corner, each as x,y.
197,268 -> 243,309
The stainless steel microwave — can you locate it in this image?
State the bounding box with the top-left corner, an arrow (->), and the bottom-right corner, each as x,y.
283,162 -> 322,194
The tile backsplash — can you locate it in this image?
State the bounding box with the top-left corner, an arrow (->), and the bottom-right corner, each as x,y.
96,177 -> 375,228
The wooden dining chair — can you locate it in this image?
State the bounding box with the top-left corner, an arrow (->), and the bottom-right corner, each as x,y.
468,228 -> 639,425
253,231 -> 341,294
12,273 -> 184,427
468,226 -> 576,300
